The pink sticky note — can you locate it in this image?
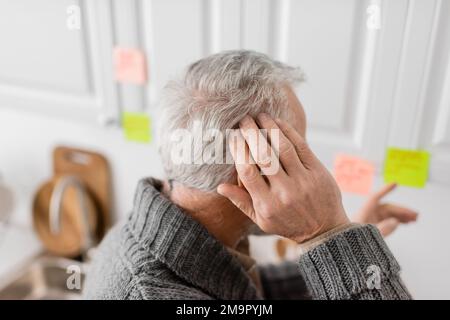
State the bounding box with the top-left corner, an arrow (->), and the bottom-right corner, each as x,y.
334,154 -> 375,195
114,47 -> 147,84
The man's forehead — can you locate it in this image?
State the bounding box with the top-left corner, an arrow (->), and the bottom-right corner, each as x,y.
284,86 -> 307,138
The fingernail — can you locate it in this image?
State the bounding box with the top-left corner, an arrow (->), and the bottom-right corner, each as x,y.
228,136 -> 236,149
257,113 -> 270,121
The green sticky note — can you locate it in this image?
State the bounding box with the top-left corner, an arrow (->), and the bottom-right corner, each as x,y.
384,148 -> 430,188
123,112 -> 151,143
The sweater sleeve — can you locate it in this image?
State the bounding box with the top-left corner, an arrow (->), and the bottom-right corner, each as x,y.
297,224 -> 412,300
259,261 -> 311,300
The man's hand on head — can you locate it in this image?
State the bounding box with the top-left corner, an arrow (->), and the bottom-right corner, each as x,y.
217,113 -> 350,244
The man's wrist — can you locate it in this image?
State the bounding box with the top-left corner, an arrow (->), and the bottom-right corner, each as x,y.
297,222 -> 360,254
291,211 -> 351,245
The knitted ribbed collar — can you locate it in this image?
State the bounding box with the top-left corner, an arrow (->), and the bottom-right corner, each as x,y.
127,178 -> 261,300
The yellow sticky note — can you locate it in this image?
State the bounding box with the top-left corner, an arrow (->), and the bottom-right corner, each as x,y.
123,112 -> 151,143
384,148 -> 430,188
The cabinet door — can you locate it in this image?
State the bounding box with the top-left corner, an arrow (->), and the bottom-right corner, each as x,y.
426,50 -> 450,184
133,0 -> 449,186
0,0 -> 118,125
139,0 -> 206,105
386,0 -> 450,185
281,0 -> 388,167
239,0 -> 410,171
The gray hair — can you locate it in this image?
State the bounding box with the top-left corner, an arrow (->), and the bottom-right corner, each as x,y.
157,50 -> 304,192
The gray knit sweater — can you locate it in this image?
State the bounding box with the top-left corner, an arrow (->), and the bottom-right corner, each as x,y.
83,178 -> 412,300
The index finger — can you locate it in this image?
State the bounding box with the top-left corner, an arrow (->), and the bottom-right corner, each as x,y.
382,204 -> 418,223
256,113 -> 304,176
229,130 -> 270,200
239,115 -> 284,178
274,118 -> 320,169
373,183 -> 397,201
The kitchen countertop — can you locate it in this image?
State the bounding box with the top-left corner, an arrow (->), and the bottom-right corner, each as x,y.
0,224 -> 42,288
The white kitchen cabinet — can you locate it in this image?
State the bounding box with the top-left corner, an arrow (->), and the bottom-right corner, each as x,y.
136,0 -> 450,299
0,0 -> 119,125
238,0 -> 450,185
0,0 -> 447,182
384,0 -> 450,185
128,0 -> 450,184
280,0 -> 390,166
0,0 -> 449,300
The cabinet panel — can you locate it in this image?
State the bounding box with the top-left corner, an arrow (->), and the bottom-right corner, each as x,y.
388,0 -> 450,184
278,0 -> 395,167
0,0 -> 118,124
141,0 -> 206,107
421,21 -> 450,183
287,0 -> 359,131
0,0 -> 89,94
137,0 -> 411,171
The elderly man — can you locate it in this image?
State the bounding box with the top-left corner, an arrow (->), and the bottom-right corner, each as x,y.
84,50 -> 417,300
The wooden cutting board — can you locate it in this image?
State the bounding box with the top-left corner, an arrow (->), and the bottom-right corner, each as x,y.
33,175 -> 98,257
53,146 -> 111,238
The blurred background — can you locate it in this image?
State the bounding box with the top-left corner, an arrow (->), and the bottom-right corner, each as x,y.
0,0 -> 449,299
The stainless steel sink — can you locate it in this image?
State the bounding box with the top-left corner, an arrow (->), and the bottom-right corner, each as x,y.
0,255 -> 85,300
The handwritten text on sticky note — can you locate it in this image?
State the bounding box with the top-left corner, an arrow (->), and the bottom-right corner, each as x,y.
334,154 -> 375,195
384,148 -> 430,188
123,112 -> 151,143
114,47 -> 147,84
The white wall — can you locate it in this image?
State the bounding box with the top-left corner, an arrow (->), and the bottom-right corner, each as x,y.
0,0 -> 449,299
343,181 -> 450,300
0,107 -> 164,225
2,106 -> 450,299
